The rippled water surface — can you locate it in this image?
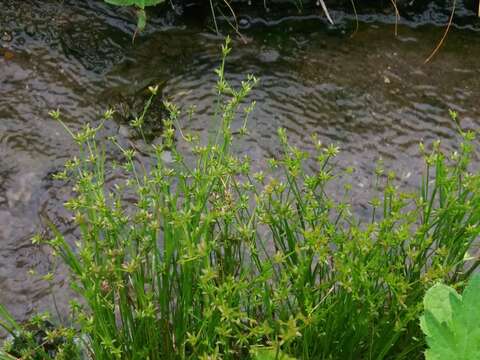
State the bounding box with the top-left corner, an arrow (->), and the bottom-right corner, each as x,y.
1,0 -> 479,321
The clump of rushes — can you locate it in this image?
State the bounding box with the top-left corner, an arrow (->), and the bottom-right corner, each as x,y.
23,37 -> 480,359
0,306 -> 80,360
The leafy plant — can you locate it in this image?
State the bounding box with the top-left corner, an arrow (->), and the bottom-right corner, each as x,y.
252,347 -> 296,360
104,0 -> 165,33
9,38 -> 480,360
420,274 -> 480,360
0,306 -> 79,360
103,0 -> 334,35
105,0 -> 163,6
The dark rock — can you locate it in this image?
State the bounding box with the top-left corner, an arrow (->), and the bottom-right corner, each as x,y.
25,25 -> 36,37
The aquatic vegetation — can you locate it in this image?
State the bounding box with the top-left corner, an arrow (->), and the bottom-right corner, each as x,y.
420,274 -> 480,360
3,38 -> 480,359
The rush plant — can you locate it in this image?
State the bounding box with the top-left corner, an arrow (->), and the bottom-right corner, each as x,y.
3,37 -> 480,359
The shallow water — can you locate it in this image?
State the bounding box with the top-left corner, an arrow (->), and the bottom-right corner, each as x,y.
1,0 -> 479,321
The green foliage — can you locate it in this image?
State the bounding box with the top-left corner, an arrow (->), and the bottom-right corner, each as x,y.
104,0 -> 164,32
136,9 -> 147,32
7,38 -> 480,359
252,348 -> 297,360
0,304 -> 21,336
104,0 -> 164,9
0,309 -> 80,360
420,274 -> 480,360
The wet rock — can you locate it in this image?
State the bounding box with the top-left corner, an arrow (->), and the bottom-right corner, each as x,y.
0,45 -> 14,60
119,124 -> 131,138
25,25 -> 36,37
108,83 -> 167,142
6,172 -> 40,209
259,48 -> 280,63
1,32 -> 13,42
239,17 -> 250,29
161,150 -> 173,164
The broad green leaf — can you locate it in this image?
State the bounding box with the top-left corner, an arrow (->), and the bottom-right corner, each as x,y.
461,272 -> 480,315
420,283 -> 459,337
420,274 -> 480,360
104,0 -> 162,32
105,0 -> 137,5
104,0 -> 164,9
422,311 -> 456,360
452,274 -> 480,358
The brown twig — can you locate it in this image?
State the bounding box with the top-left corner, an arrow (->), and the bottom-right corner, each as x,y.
424,0 -> 456,63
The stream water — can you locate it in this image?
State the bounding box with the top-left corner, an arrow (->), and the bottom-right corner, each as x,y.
1,0 -> 479,322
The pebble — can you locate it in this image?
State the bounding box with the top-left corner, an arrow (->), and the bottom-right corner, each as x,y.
119,124 -> 131,138
259,49 -> 280,63
161,151 -> 173,164
4,50 -> 15,61
239,17 -> 250,29
1,32 -> 13,42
